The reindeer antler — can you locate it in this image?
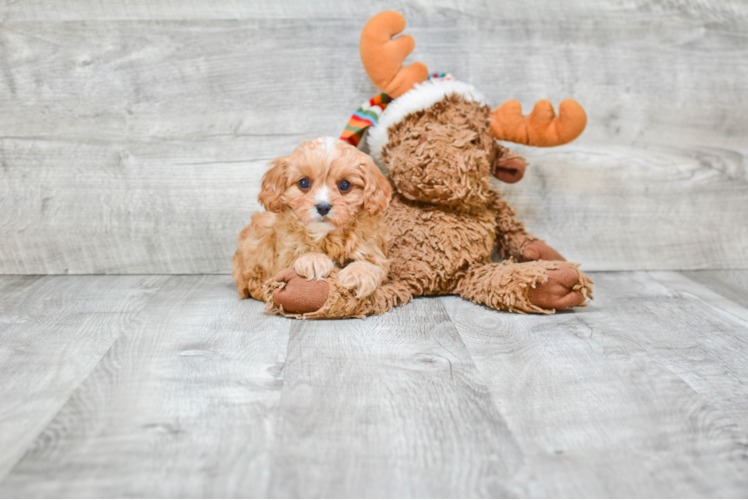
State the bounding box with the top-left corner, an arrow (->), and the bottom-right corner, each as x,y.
360,11 -> 429,98
490,99 -> 587,147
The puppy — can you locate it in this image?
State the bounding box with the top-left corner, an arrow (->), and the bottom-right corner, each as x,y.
232,136 -> 392,306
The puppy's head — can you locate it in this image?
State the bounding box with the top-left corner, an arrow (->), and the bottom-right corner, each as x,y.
258,137 -> 391,229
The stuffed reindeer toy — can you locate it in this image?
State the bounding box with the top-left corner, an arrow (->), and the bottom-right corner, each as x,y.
257,11 -> 593,318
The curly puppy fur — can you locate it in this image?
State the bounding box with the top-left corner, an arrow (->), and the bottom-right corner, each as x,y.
267,96 -> 593,318
232,137 -> 392,302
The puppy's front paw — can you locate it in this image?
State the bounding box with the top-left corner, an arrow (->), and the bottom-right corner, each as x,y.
339,261 -> 385,298
294,253 -> 335,280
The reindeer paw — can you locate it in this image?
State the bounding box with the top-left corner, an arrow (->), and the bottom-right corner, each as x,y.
528,265 -> 587,310
272,269 -> 329,314
522,241 -> 566,262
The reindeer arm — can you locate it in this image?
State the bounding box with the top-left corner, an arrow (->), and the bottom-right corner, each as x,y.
489,191 -> 536,261
489,191 -> 566,262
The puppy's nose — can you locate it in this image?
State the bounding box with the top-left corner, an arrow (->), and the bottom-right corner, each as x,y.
316,203 -> 332,216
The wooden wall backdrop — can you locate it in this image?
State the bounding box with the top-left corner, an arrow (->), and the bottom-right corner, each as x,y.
1,0 -> 747,274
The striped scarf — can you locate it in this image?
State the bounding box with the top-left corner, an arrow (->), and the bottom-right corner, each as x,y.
341,73 -> 453,147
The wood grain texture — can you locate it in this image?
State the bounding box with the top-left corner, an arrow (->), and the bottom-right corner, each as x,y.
0,275 -> 167,480
682,269 -> 748,310
442,271 -> 748,497
500,144 -> 748,271
1,0 -> 747,273
0,137 -> 283,274
267,298 -> 532,498
0,271 -> 747,497
0,276 -> 291,498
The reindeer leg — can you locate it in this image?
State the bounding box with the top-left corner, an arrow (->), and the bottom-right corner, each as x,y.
456,260 -> 593,314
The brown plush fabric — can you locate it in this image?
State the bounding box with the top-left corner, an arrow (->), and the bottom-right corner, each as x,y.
492,145 -> 528,183
522,240 -> 566,262
265,268 -> 411,319
456,260 -> 588,314
488,192 -> 538,262
527,265 -> 591,311
268,95 -> 593,319
385,95 -> 495,210
271,269 -> 330,314
490,99 -> 588,147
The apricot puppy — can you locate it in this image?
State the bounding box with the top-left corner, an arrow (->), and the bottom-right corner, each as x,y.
231,137 -> 392,310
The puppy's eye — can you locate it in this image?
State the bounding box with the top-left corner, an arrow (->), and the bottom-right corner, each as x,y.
298,178 -> 310,190
338,180 -> 351,193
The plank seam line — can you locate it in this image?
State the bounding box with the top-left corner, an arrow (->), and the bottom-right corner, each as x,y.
436,296 -> 518,415
260,317 -> 295,497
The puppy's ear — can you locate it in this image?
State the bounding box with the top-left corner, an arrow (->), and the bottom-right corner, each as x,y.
258,157 -> 289,213
362,156 -> 392,216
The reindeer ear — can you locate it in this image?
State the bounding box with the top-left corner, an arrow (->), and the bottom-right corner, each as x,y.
492,145 -> 528,184
493,157 -> 527,183
362,156 -> 392,216
258,157 -> 289,213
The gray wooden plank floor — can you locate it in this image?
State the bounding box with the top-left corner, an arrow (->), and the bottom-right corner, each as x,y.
1,271 -> 747,497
